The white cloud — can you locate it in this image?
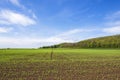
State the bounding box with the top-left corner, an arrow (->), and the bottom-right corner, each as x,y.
105,11 -> 120,27
0,28 -> 94,48
0,37 -> 73,48
105,11 -> 120,20
106,21 -> 120,26
49,29 -> 94,43
0,27 -> 12,33
103,26 -> 120,34
0,9 -> 36,26
59,29 -> 83,36
28,9 -> 37,19
103,11 -> 120,34
9,0 -> 25,9
57,29 -> 92,37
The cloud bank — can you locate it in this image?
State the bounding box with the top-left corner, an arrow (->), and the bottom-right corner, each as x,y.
0,9 -> 36,26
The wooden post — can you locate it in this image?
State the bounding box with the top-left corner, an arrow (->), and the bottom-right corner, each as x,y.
51,46 -> 53,60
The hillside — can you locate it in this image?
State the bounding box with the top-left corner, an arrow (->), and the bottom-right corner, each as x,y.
47,34 -> 120,48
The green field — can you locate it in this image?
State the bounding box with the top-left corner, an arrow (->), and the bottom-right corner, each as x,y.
0,49 -> 120,80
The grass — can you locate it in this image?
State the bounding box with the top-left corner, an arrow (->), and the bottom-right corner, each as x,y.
0,48 -> 120,80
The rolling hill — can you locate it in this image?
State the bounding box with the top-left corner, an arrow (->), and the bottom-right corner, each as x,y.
43,34 -> 120,48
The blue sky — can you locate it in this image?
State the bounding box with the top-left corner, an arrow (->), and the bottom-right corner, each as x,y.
0,0 -> 120,48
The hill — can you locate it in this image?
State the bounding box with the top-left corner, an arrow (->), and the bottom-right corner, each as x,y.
44,34 -> 120,48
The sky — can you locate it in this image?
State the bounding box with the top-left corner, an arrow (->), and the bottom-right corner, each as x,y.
0,0 -> 120,48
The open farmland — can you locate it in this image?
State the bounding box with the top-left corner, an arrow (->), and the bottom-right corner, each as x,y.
0,49 -> 120,80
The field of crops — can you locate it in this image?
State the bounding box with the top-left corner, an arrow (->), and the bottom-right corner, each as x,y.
0,49 -> 120,80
